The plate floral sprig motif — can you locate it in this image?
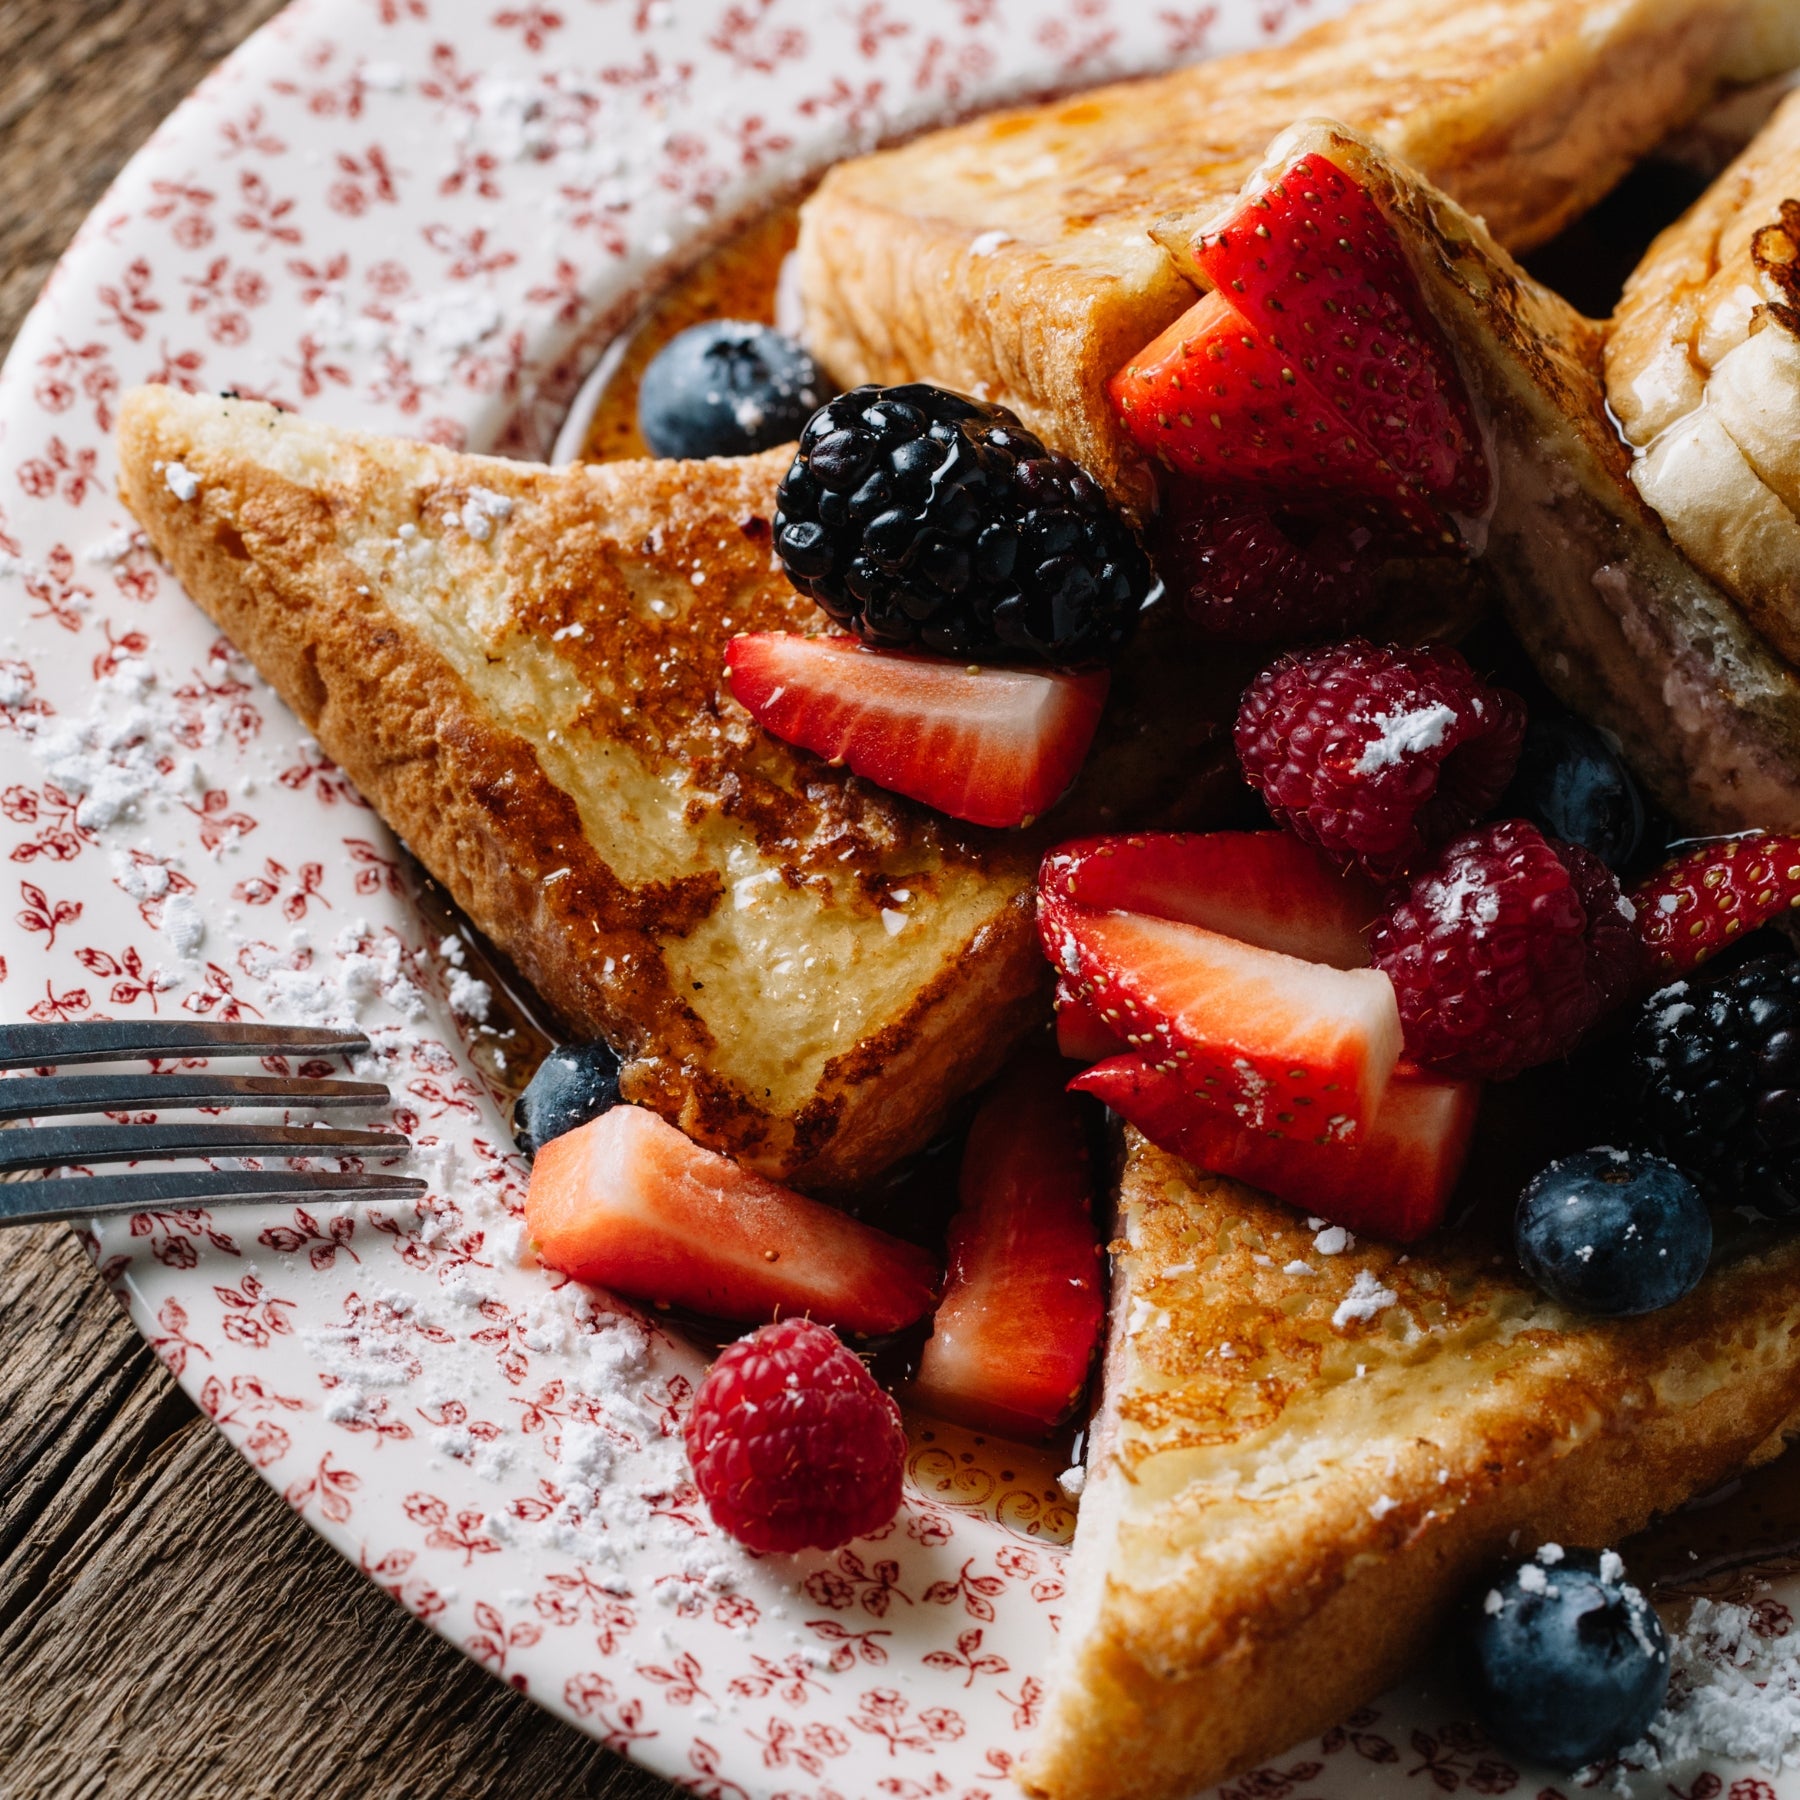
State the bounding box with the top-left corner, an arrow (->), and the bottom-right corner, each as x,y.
6,0 -> 1784,1794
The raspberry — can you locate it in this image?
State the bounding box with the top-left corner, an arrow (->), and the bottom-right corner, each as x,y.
684,1317 -> 906,1554
1149,488 -> 1388,644
1370,820 -> 1633,1080
1234,639 -> 1526,880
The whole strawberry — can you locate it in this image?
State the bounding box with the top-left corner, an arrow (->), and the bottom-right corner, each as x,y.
685,1317 -> 907,1554
1235,639 -> 1526,881
1371,819 -> 1641,1081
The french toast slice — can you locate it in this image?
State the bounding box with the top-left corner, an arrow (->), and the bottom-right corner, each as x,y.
797,0 -> 1761,509
1022,1129 -> 1800,1800
1608,88 -> 1800,663
115,387 -> 1051,1191
114,388 -> 1248,1190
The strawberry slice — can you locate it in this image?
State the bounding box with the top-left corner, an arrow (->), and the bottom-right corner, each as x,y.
1631,833 -> 1800,977
912,1051 -> 1104,1437
1191,151 -> 1489,517
726,633 -> 1108,830
525,1104 -> 939,1337
1041,892 -> 1402,1138
1040,830 -> 1379,970
1075,1054 -> 1478,1242
1054,974 -> 1129,1061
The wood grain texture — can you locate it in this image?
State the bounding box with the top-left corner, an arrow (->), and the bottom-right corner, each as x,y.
0,5 -> 676,1794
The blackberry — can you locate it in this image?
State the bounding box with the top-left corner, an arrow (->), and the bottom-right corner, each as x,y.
773,383 -> 1151,666
1635,949 -> 1800,1216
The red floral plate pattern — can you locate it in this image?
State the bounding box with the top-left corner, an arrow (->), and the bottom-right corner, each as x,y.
1,1 -> 1792,1794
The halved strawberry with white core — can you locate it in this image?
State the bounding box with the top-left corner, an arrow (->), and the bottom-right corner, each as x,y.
1192,152 -> 1489,517
1042,892 -> 1402,1138
1040,830 -> 1379,970
1109,151 -> 1489,545
525,1104 -> 939,1337
1112,289 -> 1406,512
725,633 -> 1109,830
1054,974 -> 1129,1061
912,1050 -> 1104,1438
1075,1054 -> 1478,1242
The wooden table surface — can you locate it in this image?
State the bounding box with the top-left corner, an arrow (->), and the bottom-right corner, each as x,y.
0,6 -> 680,1794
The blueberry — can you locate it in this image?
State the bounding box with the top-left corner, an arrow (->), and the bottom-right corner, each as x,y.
636,321 -> 826,460
1504,711 -> 1645,870
1464,1548 -> 1668,1770
513,1041 -> 622,1159
1515,1147 -> 1709,1316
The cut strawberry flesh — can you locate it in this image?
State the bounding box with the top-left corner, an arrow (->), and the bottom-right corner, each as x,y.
1054,974 -> 1129,1060
1040,830 -> 1379,970
1110,149 -> 1490,573
1075,1054 -> 1478,1242
726,632 -> 1108,830
912,1051 -> 1104,1438
1111,288 -> 1439,534
1041,893 -> 1402,1138
525,1104 -> 939,1338
1192,151 -> 1489,517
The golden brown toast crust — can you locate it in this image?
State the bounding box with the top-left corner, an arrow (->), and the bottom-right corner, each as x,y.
1022,1135 -> 1800,1800
798,0 -> 1742,506
116,387 -> 1049,1191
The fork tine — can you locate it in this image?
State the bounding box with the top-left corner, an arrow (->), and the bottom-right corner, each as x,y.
1,1167 -> 428,1226
0,1123 -> 404,1174
0,1020 -> 371,1071
0,1073 -> 391,1121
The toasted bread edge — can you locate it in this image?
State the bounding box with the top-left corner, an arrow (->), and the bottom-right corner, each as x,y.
115,386 -> 1049,1190
1021,1135 -> 1800,1800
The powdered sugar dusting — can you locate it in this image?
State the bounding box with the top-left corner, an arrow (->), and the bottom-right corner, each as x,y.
1356,701 -> 1458,774
1332,1268 -> 1398,1330
1620,1596 -> 1800,1779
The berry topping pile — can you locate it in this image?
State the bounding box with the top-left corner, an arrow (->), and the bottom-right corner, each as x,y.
637,320 -> 826,460
1630,831 -> 1800,976
1636,950 -> 1800,1218
1514,1147 -> 1710,1317
774,384 -> 1152,666
1370,820 -> 1640,1082
684,1318 -> 907,1554
1235,640 -> 1526,880
1111,150 -> 1492,642
1465,1547 -> 1668,1771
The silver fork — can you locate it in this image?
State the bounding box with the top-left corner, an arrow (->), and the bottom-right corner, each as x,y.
0,1019 -> 427,1226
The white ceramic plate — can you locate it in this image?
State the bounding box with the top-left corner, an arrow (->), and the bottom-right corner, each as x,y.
4,1 -> 1797,1793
